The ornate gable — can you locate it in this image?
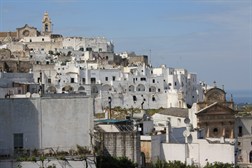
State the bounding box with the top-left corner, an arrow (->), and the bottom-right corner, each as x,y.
205,87 -> 226,103
196,103 -> 235,116
16,24 -> 38,39
196,102 -> 236,139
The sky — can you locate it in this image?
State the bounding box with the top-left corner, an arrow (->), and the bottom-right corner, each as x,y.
0,0 -> 252,93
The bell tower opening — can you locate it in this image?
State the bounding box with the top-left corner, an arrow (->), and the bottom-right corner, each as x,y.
42,11 -> 52,36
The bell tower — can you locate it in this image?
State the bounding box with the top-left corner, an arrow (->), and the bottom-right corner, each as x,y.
42,11 -> 52,36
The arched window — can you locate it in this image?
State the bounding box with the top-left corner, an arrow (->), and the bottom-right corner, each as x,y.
133,95 -> 137,102
149,86 -> 156,92
136,84 -> 145,91
91,86 -> 98,94
45,24 -> 48,32
62,85 -> 73,93
78,86 -> 85,91
47,86 -> 56,93
102,84 -> 112,91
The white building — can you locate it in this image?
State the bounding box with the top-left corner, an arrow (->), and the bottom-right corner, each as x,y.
31,59 -> 204,111
0,94 -> 94,156
63,37 -> 114,52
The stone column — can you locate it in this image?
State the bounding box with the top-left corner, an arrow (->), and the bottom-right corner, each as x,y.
222,127 -> 226,137
206,126 -> 210,138
230,128 -> 234,139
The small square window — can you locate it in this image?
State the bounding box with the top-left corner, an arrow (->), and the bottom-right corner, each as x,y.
71,78 -> 75,83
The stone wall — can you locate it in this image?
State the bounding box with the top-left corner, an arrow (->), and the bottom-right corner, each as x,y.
96,131 -> 140,165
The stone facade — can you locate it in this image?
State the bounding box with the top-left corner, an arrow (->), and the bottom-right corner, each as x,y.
195,87 -> 236,139
16,24 -> 39,39
95,122 -> 141,166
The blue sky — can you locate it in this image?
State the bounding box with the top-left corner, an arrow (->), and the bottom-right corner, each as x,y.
0,0 -> 252,93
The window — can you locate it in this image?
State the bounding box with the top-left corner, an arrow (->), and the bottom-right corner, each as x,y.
14,133 -> 23,149
140,77 -> 146,81
86,47 -> 92,51
45,24 -> 48,32
30,39 -> 32,42
112,76 -> 116,81
175,82 -> 177,86
37,78 -> 40,83
213,128 -> 219,136
152,79 -> 155,83
71,78 -> 75,83
91,78 -> 96,84
168,83 -> 172,86
42,38 -> 44,41
99,48 -> 102,52
133,95 -> 137,102
238,126 -> 243,137
158,89 -> 161,92
105,77 -> 108,81
48,78 -> 51,84
82,78 -> 86,84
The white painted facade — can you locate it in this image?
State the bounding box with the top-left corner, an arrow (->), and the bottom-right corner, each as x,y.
0,158 -> 96,168
20,36 -> 52,43
0,95 -> 94,156
32,60 -> 204,111
63,37 -> 114,52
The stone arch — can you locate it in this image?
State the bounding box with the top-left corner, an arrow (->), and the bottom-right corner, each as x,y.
62,85 -> 73,92
129,85 -> 135,92
91,85 -> 98,94
136,84 -> 145,92
102,84 -> 112,91
149,86 -> 156,92
46,86 -> 56,93
78,86 -> 85,91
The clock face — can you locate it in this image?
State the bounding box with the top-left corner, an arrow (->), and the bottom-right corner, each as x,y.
23,30 -> 30,37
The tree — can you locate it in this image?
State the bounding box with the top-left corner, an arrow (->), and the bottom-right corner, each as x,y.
96,156 -> 137,168
204,162 -> 239,168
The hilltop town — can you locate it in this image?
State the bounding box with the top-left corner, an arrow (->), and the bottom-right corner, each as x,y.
0,12 -> 252,168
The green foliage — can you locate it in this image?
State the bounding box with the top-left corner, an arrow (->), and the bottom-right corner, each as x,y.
47,164 -> 56,168
204,162 -> 239,168
76,145 -> 91,155
146,109 -> 161,116
96,156 -> 137,168
150,160 -> 239,168
48,50 -> 54,55
151,160 -> 198,168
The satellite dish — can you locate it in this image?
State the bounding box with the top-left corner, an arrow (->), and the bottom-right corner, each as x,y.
184,117 -> 190,124
183,130 -> 191,137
